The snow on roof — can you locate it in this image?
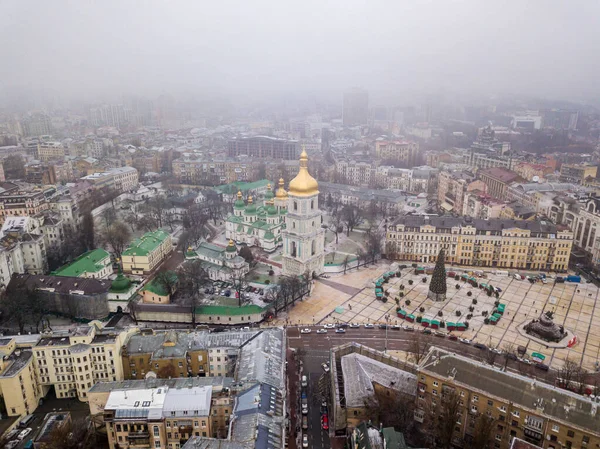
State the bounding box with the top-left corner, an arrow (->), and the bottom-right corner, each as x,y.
341,353 -> 417,407
105,386 -> 168,420
162,385 -> 212,417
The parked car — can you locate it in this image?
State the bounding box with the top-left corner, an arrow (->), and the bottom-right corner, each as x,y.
459,338 -> 471,344
474,343 -> 487,350
378,324 -> 388,329
402,326 -> 414,332
18,428 -> 32,440
300,328 -> 311,334
338,323 -> 349,329
535,363 -> 549,371
5,429 -> 19,440
491,348 -> 503,355
434,331 -> 446,338
324,323 -> 336,329
391,325 -> 401,330
321,363 -> 330,373
335,328 -> 346,333
321,415 -> 329,430
364,323 -> 374,329
5,441 -> 19,449
302,416 -> 308,430
302,434 -> 309,448
316,329 -> 327,334
301,375 -> 308,387
349,323 -> 360,328
422,329 -> 432,335
448,335 -> 458,341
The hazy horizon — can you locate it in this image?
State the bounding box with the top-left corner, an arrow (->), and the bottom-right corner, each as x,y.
1,1 -> 600,105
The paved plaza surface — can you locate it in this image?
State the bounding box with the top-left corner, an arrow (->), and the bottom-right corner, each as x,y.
277,262 -> 600,371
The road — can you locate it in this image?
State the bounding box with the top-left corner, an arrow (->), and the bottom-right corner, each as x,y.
286,325 -> 564,386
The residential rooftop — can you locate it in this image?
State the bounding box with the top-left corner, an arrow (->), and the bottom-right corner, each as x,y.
89,376 -> 234,394
421,347 -> 600,436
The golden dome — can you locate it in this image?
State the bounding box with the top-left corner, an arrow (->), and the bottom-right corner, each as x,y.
247,196 -> 253,204
288,148 -> 318,197
276,177 -> 288,198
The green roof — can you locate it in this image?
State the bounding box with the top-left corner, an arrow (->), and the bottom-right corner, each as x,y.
122,230 -> 170,257
143,272 -> 178,296
194,304 -> 265,316
264,231 -> 274,240
197,242 -> 226,260
110,273 -> 133,293
215,179 -> 272,194
54,249 -> 110,277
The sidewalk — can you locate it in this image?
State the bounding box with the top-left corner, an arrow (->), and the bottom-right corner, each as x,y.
287,348 -> 299,449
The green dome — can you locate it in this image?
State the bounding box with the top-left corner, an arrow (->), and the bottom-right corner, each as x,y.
264,231 -> 275,240
234,198 -> 245,209
226,240 -> 237,252
111,273 -> 132,293
264,190 -> 274,201
267,205 -> 278,216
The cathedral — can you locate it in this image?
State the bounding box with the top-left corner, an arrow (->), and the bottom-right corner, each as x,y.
225,148 -> 325,277
281,149 -> 325,277
225,180 -> 288,252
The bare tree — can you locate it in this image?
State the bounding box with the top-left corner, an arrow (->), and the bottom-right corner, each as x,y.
328,208 -> 344,244
342,255 -> 350,274
144,195 -> 171,228
341,204 -> 361,236
100,207 -> 117,229
435,389 -> 462,449
81,210 -> 96,251
231,272 -> 249,307
153,270 -> 178,297
365,225 -> 384,265
128,298 -> 139,324
501,342 -> 515,370
485,348 -> 498,366
362,389 -> 416,435
556,357 -> 580,391
44,417 -> 97,449
573,365 -> 589,395
471,413 -> 496,449
408,332 -> 431,364
103,221 -> 132,260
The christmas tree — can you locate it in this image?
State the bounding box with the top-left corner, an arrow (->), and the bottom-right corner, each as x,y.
427,249 -> 447,301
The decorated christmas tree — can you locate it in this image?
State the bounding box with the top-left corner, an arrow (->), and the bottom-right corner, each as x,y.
427,249 -> 447,301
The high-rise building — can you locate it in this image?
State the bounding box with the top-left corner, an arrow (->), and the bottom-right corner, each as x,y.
88,104 -> 131,128
343,88 -> 369,127
282,149 -> 325,276
20,114 -> 53,137
227,136 -> 299,160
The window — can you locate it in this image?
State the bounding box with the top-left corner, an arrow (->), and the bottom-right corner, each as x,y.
552,425 -> 559,432
495,435 -> 502,441
567,430 -> 574,438
153,426 -> 159,437
487,400 -> 493,406
432,389 -> 438,396
433,381 -> 438,387
472,395 -> 479,402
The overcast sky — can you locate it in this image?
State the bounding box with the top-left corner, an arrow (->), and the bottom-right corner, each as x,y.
1,1 -> 599,103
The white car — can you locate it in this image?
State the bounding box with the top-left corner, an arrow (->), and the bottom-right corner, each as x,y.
519,357 -> 532,365
349,323 -> 360,328
18,428 -> 32,440
491,348 -> 503,355
300,328 -> 311,334
321,363 -> 330,372
5,441 -> 19,449
316,329 -> 327,334
324,323 -> 335,329
459,338 -> 472,344
364,323 -> 374,329
302,434 -> 309,448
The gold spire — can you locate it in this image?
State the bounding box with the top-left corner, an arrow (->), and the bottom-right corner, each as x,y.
237,190 -> 242,199
248,196 -> 253,204
267,183 -> 272,191
288,145 -> 318,197
228,239 -> 234,246
276,177 -> 288,198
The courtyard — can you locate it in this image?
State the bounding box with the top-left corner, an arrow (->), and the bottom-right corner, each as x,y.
277,263 -> 600,371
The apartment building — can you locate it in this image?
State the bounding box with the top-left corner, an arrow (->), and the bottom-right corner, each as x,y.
81,166 -> 138,193
505,183 -> 576,214
462,191 -> 506,219
227,136 -> 299,160
32,324 -> 135,402
121,229 -> 172,275
418,348 -> 600,449
386,215 -> 572,271
478,168 -> 522,200
50,195 -> 81,233
437,170 -> 483,214
559,164 -> 598,185
121,329 -> 259,380
0,339 -> 42,417
36,141 -> 65,162
513,162 -> 553,182
0,188 -> 50,224
375,140 -> 419,166
335,160 -> 373,186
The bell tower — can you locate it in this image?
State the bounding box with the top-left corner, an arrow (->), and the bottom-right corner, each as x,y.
282,148 -> 325,277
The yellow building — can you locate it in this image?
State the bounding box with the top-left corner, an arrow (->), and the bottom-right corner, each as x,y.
418,348 -> 600,449
560,163 -> 598,185
121,229 -> 173,275
375,140 -> 419,165
386,215 -> 572,271
32,323 -> 136,403
0,339 -> 42,416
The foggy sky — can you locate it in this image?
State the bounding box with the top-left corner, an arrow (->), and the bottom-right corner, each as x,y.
1,1 -> 600,103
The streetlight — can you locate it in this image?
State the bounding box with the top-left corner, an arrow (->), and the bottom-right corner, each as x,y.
384,314 -> 390,353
